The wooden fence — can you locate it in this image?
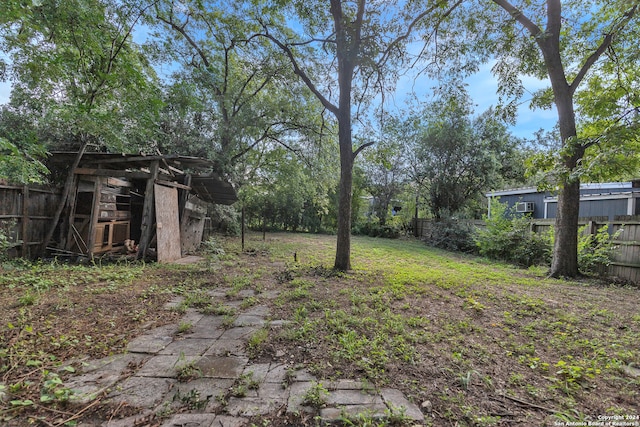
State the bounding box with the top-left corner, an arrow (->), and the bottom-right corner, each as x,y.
0,184 -> 62,258
415,216 -> 640,285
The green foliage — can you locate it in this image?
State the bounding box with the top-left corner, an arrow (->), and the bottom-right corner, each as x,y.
397,94 -> 528,219
578,224 -> 621,276
0,0 -> 163,159
302,381 -> 329,408
0,221 -> 16,261
0,136 -> 48,184
207,205 -> 240,236
352,220 -> 401,239
241,147 -> 338,233
474,200 -> 551,267
420,217 -> 477,253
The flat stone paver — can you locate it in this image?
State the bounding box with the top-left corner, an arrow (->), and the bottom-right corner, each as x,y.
196,355 -> 248,378
65,284 -> 425,426
205,338 -> 246,356
108,376 -> 176,407
158,337 -> 214,356
137,355 -> 199,378
381,387 -> 425,421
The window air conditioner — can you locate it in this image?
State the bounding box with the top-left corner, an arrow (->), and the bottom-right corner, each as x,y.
516,202 -> 535,213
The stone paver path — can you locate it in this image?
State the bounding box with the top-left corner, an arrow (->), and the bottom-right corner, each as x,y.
69,284 -> 425,426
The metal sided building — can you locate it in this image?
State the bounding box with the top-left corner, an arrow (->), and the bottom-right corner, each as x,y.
486,181 -> 640,220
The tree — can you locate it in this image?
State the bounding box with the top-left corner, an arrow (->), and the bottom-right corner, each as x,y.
400,90 -> 526,219
360,136 -> 407,226
251,0 -> 458,270
477,0 -> 640,277
152,0 -> 325,177
0,0 -> 162,254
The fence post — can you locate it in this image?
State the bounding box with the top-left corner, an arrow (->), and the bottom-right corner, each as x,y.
21,185 -> 29,257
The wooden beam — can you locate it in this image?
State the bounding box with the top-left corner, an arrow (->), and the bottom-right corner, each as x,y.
74,167 -> 151,180
40,142 -> 89,257
156,179 -> 191,191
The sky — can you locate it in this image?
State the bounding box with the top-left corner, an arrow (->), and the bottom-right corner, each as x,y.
0,65 -> 557,141
0,23 -> 559,143
389,60 -> 558,140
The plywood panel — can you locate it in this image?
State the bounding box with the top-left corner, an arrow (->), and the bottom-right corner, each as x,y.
154,184 -> 181,263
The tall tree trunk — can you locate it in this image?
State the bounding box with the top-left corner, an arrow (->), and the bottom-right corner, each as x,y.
546,52 -> 582,278
334,112 -> 354,271
550,93 -> 583,277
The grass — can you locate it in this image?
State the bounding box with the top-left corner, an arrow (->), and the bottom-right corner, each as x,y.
1,232 -> 639,426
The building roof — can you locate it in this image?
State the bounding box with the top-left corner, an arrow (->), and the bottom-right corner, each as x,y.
486,181 -> 639,198
49,152 -> 237,205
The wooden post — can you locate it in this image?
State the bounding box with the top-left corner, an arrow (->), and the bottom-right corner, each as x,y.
178,174 -> 192,221
137,161 -> 160,259
241,204 -> 245,251
64,175 -> 79,253
21,185 -> 29,257
86,178 -> 103,259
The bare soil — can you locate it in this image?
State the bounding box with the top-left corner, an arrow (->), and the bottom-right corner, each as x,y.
1,233 -> 639,426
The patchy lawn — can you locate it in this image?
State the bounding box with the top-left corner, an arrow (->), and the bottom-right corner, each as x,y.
1,233 -> 639,426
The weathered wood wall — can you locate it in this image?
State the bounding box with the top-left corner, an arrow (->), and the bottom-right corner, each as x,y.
414,216 -> 640,285
0,184 -> 62,258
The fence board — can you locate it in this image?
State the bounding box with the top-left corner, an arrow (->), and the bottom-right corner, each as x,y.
0,184 -> 62,258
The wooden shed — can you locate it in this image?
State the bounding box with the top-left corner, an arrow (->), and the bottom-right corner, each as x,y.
46,152 -> 237,262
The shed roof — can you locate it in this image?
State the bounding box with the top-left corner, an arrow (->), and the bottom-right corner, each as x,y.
49,152 -> 237,205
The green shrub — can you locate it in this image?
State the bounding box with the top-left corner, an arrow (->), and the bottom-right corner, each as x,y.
208,204 -> 240,236
474,200 -> 552,267
352,220 -> 401,239
421,217 -> 477,253
578,224 -> 620,276
0,220 -> 18,261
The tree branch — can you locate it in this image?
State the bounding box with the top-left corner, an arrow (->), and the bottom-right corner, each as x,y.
491,0 -> 542,37
249,30 -> 339,116
156,14 -> 211,68
569,3 -> 638,95
353,140 -> 375,159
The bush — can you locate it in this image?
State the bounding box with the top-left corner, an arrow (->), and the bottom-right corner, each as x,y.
208,204 -> 240,236
474,200 -> 552,267
421,218 -> 477,253
352,220 -> 401,239
578,224 -> 620,276
0,220 -> 18,261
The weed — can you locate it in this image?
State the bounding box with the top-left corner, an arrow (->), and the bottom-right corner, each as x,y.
240,296 -> 259,309
247,328 -> 269,358
40,371 -> 74,404
459,370 -> 478,391
177,321 -> 193,334
173,388 -> 209,410
232,372 -> 260,397
463,296 -> 486,314
302,381 -> 329,408
222,315 -> 236,328
175,360 -> 202,382
17,292 -> 37,307
202,302 -> 236,316
553,357 -> 600,392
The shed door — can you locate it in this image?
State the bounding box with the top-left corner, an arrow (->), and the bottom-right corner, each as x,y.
154,184 -> 182,262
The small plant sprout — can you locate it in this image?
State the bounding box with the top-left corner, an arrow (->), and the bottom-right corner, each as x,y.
302,381 -> 330,408
177,321 -> 193,334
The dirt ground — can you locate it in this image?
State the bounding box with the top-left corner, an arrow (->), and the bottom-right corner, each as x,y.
1,233 -> 639,426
